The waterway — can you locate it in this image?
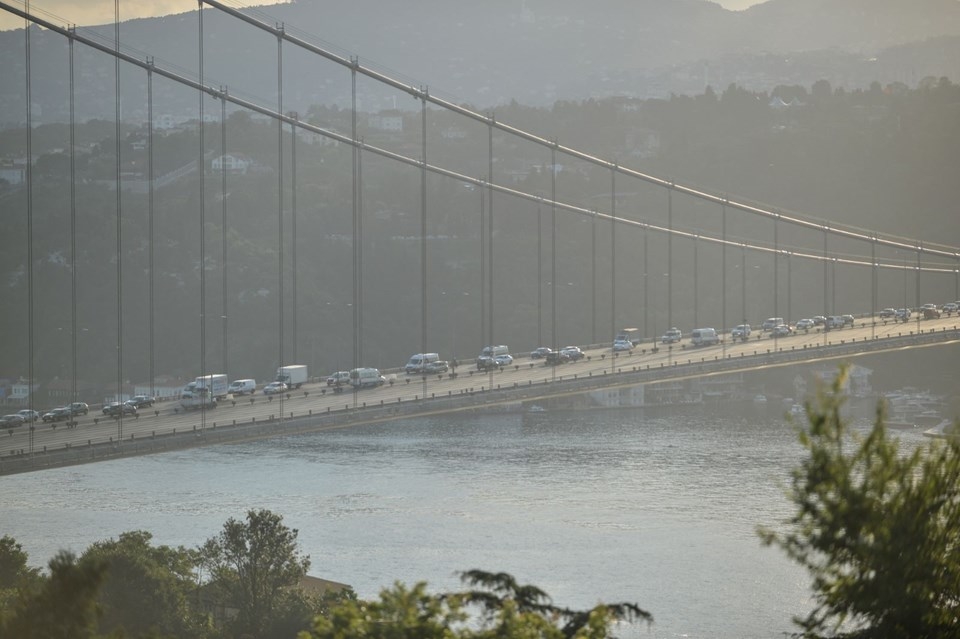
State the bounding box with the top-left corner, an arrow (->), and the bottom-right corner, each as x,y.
1,400 -> 925,638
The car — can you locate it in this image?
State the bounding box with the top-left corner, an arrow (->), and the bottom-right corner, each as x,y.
612,339 -> 633,352
730,324 -> 751,341
660,328 -> 682,344
922,306 -> 941,320
530,347 -> 553,359
424,360 -> 450,374
560,346 -> 585,361
476,345 -> 510,370
16,409 -> 40,423
326,371 -> 351,386
227,379 -> 257,395
762,317 -> 785,332
895,308 -> 911,322
841,314 -> 855,327
879,308 -> 897,320
42,407 -> 72,422
942,302 -> 959,315
262,381 -> 288,395
544,350 -> 570,366
1,414 -> 25,428
128,395 -> 155,408
771,324 -> 792,338
493,354 -> 514,367
812,316 -> 827,326
102,402 -> 137,417
68,402 -> 89,415
826,316 -> 845,329
795,318 -> 815,331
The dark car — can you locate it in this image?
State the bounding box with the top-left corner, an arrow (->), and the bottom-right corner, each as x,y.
103,402 -> 137,417
42,407 -> 72,423
922,306 -> 941,320
530,347 -> 553,359
1,414 -> 25,428
560,346 -> 585,361
128,395 -> 155,408
68,402 -> 89,415
544,351 -> 570,366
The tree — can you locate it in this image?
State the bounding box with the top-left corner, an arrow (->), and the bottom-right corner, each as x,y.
759,366 -> 960,638
79,530 -> 206,639
301,570 -> 651,639
0,551 -> 107,639
0,535 -> 41,591
200,509 -> 311,638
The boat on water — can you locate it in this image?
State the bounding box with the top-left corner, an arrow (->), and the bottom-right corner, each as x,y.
788,403 -> 806,419
527,405 -> 546,413
753,394 -> 767,404
922,420 -> 960,440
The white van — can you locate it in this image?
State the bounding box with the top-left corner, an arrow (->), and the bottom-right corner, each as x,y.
228,379 -> 257,396
351,367 -> 385,389
405,353 -> 440,374
691,328 -> 720,347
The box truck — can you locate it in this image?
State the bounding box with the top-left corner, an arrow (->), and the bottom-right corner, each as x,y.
194,374 -> 229,399
276,365 -> 308,389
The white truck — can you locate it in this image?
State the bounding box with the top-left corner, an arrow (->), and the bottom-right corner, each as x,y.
179,389 -> 217,411
276,365 -> 308,389
194,374 -> 229,399
350,367 -> 385,389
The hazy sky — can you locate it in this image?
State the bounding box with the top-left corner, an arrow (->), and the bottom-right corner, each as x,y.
2,0 -> 764,32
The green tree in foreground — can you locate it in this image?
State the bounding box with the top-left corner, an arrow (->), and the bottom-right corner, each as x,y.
200,509 -> 311,638
80,530 -> 207,639
301,570 -> 651,639
0,551 -> 107,639
759,366 -> 960,638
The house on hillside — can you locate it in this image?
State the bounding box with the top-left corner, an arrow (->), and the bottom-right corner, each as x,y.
211,153 -> 251,175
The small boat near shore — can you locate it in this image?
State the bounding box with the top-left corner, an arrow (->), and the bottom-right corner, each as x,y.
923,420 -> 959,440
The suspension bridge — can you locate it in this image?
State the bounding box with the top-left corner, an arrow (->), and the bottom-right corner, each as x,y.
2,0 -> 960,475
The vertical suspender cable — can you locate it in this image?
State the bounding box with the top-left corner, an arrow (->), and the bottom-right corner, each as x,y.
721,202 -> 726,357
420,91 -> 428,394
915,242 -> 922,313
24,2 -> 33,436
667,185 -> 673,363
610,166 -> 616,342
741,244 -> 746,327
773,215 -> 778,341
115,0 -> 124,440
693,235 -> 699,329
591,209 -> 596,343
357,142 -> 364,365
70,29 -> 78,412
147,59 -> 155,396
277,24 -> 284,414
487,118 -> 494,348
198,2 -> 207,429
871,237 -> 877,340
351,59 -> 358,373
537,200 -> 542,347
291,111 -> 298,365
823,228 -> 828,346
643,228 -> 648,340
480,182 -> 486,348
221,88 -> 228,378
550,144 -> 557,352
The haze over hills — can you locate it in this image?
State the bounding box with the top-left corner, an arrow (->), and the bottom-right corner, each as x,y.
3,0 -> 960,123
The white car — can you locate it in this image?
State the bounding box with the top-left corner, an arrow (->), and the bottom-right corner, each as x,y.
612,339 -> 633,352
660,328 -> 682,344
262,381 -> 288,395
795,318 -> 815,330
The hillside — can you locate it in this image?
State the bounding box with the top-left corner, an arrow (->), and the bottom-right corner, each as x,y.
2,0 -> 960,125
